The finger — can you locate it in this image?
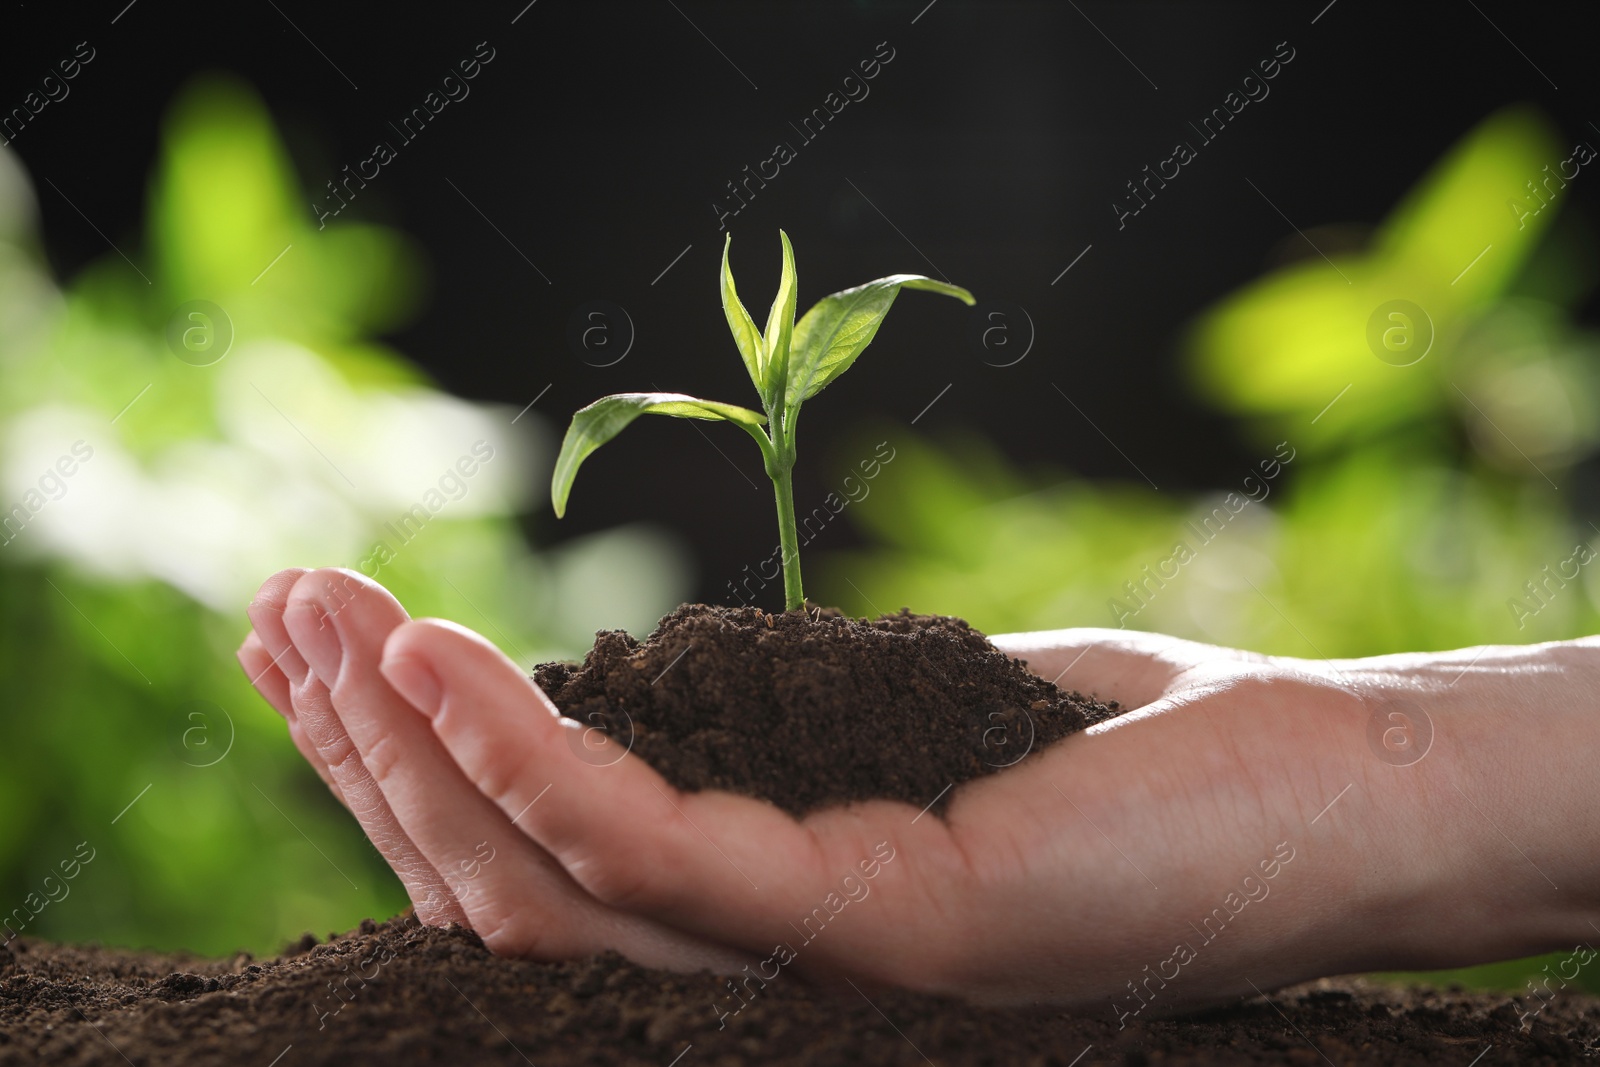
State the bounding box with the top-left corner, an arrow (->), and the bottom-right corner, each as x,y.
284,569 -> 747,971
247,569 -> 313,687
250,568 -> 468,927
382,617 -> 881,955
988,627 -> 1251,709
237,630 -> 293,718
238,629 -> 346,802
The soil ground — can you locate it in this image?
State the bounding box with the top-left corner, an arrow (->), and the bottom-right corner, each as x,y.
13,609 -> 1592,1063
533,604 -> 1120,817
4,918 -> 1596,1066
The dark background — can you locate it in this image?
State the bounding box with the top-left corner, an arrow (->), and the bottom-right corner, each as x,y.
5,0 -> 1595,604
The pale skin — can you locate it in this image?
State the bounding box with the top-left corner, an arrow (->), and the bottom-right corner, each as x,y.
239,567 -> 1600,1012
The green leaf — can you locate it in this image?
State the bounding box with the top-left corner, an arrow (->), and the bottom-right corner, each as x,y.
762,230 -> 798,409
720,235 -> 765,398
787,275 -> 974,412
552,392 -> 767,517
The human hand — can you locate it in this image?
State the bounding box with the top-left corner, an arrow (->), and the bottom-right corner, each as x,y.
237,567 -> 751,974
242,568 -> 1600,1015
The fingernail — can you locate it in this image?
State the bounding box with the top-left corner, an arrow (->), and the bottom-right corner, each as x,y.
285,601 -> 343,689
235,646 -> 286,716
381,654 -> 442,717
245,601 -> 312,687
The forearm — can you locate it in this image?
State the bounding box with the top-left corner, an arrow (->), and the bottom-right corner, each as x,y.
1326,638 -> 1600,968
994,626 -> 1600,977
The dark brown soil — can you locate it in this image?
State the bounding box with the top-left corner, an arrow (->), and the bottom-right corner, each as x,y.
4,917 -> 1595,1066
532,604 -> 1120,817
19,608 -> 1577,1064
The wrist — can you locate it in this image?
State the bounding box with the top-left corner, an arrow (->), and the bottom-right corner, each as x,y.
1339,640 -> 1600,965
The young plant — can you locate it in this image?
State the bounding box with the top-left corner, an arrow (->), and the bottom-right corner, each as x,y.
551,231 -> 974,611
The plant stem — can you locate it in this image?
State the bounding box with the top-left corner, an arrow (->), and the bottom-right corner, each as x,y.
770,451 -> 804,611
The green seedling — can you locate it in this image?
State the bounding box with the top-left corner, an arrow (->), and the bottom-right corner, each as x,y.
551,231 -> 974,611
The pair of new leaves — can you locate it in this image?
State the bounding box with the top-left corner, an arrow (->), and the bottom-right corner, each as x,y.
550,231 -> 974,518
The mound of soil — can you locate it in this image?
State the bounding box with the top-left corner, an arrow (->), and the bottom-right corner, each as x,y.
532,604 -> 1120,817
4,917 -> 1595,1066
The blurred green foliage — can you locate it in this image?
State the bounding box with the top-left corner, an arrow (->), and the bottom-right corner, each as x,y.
2,75 -> 1591,1011
818,107 -> 1600,995
0,77 -> 688,955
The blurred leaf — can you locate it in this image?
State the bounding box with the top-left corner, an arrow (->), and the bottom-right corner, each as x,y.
151,75 -> 424,345
1189,107 -> 1569,453
0,76 -> 692,958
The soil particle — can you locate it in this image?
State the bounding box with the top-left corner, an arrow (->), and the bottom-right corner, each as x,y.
534,604 -> 1121,816
2,918 -> 1596,1066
